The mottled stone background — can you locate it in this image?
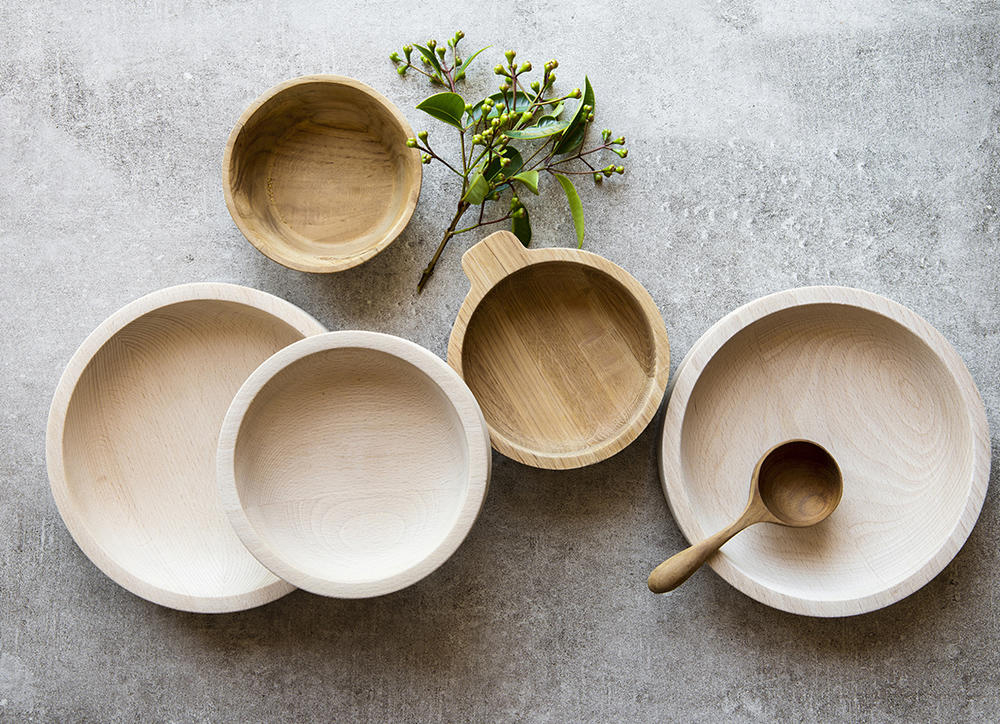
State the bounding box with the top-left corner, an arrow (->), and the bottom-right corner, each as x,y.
2,1 -> 998,721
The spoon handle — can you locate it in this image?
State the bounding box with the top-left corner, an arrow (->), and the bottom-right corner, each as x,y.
648,504 -> 767,594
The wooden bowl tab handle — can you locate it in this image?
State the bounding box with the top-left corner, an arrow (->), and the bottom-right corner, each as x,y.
461,231 -> 532,290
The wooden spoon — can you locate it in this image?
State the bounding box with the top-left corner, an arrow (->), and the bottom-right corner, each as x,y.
648,440 -> 843,594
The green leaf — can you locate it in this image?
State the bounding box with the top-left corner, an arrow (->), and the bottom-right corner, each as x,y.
462,171 -> 490,205
484,147 -> 523,180
454,45 -> 491,82
469,92 -> 532,122
504,117 -> 570,140
509,170 -> 539,194
512,205 -> 531,246
413,44 -> 443,75
416,92 -> 467,129
554,76 -> 595,155
554,173 -> 585,247
549,101 -> 565,118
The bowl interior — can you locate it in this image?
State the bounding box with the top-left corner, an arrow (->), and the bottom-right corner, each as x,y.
61,300 -> 306,601
461,260 -> 656,460
228,80 -> 417,268
232,346 -> 472,585
677,302 -> 973,603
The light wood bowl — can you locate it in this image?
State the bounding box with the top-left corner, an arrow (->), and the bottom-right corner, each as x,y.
223,75 -> 421,273
448,231 -> 670,470
217,331 -> 491,598
659,286 -> 990,616
45,283 -> 326,612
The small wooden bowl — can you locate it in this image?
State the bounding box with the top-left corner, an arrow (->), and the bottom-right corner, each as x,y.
45,283 -> 326,612
217,331 -> 491,598
223,75 -> 421,273
448,231 -> 670,470
660,286 -> 990,616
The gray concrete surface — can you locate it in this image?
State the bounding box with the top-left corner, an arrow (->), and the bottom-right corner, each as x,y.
2,1 -> 999,721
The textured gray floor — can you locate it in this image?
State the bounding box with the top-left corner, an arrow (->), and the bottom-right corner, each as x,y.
2,1 -> 999,721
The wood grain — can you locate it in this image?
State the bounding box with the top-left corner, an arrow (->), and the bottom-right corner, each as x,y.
217,331 -> 492,598
45,283 -> 326,612
223,75 -> 421,273
447,231 -> 671,470
659,286 -> 991,616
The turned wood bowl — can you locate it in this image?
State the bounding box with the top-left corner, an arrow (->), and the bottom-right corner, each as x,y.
223,75 -> 421,273
659,286 -> 990,616
448,231 -> 671,470
217,331 -> 491,598
45,283 -> 325,612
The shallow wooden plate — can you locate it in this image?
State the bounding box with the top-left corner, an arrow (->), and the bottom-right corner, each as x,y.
659,286 -> 990,616
448,231 -> 670,470
217,331 -> 491,598
46,283 -> 325,612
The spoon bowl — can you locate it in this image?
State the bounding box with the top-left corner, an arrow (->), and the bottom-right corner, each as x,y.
648,439 -> 842,594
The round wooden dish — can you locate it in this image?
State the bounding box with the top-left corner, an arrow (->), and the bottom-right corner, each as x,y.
217,331 -> 491,598
46,283 -> 326,612
448,231 -> 670,470
659,286 -> 990,616
223,75 -> 421,273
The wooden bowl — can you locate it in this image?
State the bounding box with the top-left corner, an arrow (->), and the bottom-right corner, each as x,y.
223,75 -> 421,273
217,331 -> 491,598
659,286 -> 990,616
45,283 -> 326,612
448,231 -> 670,469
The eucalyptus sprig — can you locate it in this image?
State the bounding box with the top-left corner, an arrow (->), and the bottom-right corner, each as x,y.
391,32 -> 629,292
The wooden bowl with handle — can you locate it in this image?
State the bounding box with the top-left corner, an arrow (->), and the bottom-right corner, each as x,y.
223,75 -> 421,273
659,286 -> 991,616
447,231 -> 671,470
45,283 -> 326,612
217,331 -> 491,598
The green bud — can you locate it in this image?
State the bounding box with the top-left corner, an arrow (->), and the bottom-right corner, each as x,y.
390,52 -> 400,63
549,59 -> 558,69
530,81 -> 540,92
587,113 -> 594,122
582,104 -> 591,113
490,192 -> 501,200
602,128 -> 611,141
603,167 -> 614,177
501,157 -> 511,167
615,148 -> 628,158
397,67 -> 406,76
427,39 -> 437,49
491,118 -> 500,127
437,46 -> 446,58
421,56 -> 430,65
505,49 -> 516,62
510,195 -> 520,208
570,88 -> 582,99
422,154 -> 432,164
593,173 -> 603,183
483,98 -> 494,108
499,113 -> 509,124
499,82 -> 510,92
547,73 -> 556,85
406,138 -> 417,148
472,134 -> 483,144
464,103 -> 473,113
418,130 -> 428,141
403,45 -> 413,54
513,208 -> 525,218
518,62 -> 532,73
494,65 -> 507,76
614,136 -> 625,145
520,111 -> 533,122
456,30 -> 465,39
615,165 -> 624,174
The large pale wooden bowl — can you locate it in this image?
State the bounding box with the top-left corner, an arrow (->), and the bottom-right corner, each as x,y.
46,283 -> 325,612
223,75 -> 421,273
217,331 -> 491,598
659,286 -> 990,616
448,231 -> 670,470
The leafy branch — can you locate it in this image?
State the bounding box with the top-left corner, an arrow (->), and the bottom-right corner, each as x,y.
391,32 -> 629,292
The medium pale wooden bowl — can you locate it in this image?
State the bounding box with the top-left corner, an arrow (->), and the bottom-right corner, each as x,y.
223,75 -> 421,273
217,331 -> 491,598
45,283 -> 326,612
448,231 -> 670,470
659,286 -> 990,616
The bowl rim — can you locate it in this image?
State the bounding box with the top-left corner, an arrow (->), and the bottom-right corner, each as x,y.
217,330 -> 492,598
659,285 -> 991,617
448,237 -> 671,470
45,282 -> 326,613
221,74 -> 422,274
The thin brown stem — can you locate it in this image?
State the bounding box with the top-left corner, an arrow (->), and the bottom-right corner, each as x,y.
418,201 -> 471,293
